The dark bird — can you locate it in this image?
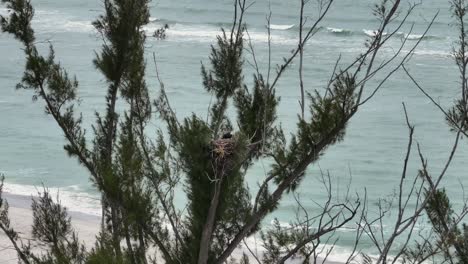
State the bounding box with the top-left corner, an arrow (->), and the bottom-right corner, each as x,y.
222,132 -> 232,139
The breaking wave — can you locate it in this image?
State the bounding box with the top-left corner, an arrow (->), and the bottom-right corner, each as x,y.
411,49 -> 451,57
362,29 -> 440,40
24,7 -> 444,46
144,23 -> 296,44
2,180 -> 102,216
326,27 -> 353,35
362,29 -> 389,37
403,33 -> 439,40
268,24 -> 295,30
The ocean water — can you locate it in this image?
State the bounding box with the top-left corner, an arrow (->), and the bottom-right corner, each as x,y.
1,0 -> 468,260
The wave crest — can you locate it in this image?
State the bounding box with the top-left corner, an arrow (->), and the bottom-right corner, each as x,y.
268,24 -> 295,30
326,27 -> 352,35
2,181 -> 102,216
403,33 -> 439,40
363,29 -> 388,37
144,23 -> 296,44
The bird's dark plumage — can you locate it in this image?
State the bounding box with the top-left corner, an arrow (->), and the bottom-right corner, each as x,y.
222,132 -> 232,139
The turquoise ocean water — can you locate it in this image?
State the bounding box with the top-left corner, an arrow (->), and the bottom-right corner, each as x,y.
1,0 -> 468,260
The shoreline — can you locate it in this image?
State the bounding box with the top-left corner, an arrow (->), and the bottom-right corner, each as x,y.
3,192 -> 102,222
0,192 -> 343,264
0,192 -> 101,264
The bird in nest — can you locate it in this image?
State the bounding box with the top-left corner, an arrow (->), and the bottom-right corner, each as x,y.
222,131 -> 232,139
213,132 -> 234,159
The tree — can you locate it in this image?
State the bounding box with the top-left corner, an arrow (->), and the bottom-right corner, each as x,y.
399,1 -> 468,263
0,0 -> 434,263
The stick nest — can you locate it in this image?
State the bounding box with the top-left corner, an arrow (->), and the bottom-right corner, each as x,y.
211,138 -> 235,160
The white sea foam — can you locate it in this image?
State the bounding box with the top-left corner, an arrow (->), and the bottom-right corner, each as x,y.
268,24 -> 295,30
403,33 -> 442,41
32,18 -> 94,33
22,8 -> 96,34
1,181 -> 420,264
327,27 -> 344,33
363,29 -> 388,37
412,49 -> 451,57
26,7 -> 296,44
149,17 -> 160,23
60,20 -> 95,33
405,34 -> 425,40
2,181 -> 102,216
362,30 -> 438,41
144,23 -> 296,44
326,27 -> 351,34
27,9 -> 297,44
241,236 -> 397,264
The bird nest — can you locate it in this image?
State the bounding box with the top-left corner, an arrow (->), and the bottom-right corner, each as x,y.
210,138 -> 237,179
211,138 -> 235,160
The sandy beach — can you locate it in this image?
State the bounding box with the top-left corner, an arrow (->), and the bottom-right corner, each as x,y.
0,193 -> 101,264
0,193 -> 344,264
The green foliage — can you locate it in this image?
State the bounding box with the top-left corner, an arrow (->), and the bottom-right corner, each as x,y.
1,0 -> 89,180
0,0 -> 34,45
0,177 -> 87,264
268,72 -> 357,192
1,0 -> 154,262
171,30 -> 254,259
446,0 -> 468,136
447,98 -> 468,133
87,233 -> 134,264
306,72 -> 356,145
234,75 -> 279,160
31,191 -> 86,263
1,0 -> 365,263
426,189 -> 454,235
201,29 -> 244,134
260,218 -> 313,264
414,1 -> 468,263
423,189 -> 468,264
261,219 -> 292,264
0,176 -> 31,262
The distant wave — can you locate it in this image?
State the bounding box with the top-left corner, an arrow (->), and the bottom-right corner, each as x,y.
405,34 -> 425,40
29,9 -> 95,33
403,33 -> 439,41
412,49 -> 451,57
24,8 -> 445,45
362,29 -> 389,37
148,17 -> 180,26
361,29 -> 442,41
60,20 -> 94,33
268,24 -> 295,30
144,23 -> 296,44
27,8 -> 297,44
326,27 -> 352,35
